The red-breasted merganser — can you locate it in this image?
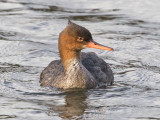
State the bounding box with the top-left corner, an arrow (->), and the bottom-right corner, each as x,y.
40,20 -> 114,89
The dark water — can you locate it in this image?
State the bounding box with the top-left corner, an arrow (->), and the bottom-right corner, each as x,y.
0,0 -> 160,119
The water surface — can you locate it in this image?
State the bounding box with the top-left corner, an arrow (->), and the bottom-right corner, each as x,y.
0,0 -> 160,119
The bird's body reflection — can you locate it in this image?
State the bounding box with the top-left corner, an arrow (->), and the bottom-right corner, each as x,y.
47,90 -> 88,119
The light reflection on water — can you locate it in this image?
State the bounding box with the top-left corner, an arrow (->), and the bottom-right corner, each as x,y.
0,0 -> 160,119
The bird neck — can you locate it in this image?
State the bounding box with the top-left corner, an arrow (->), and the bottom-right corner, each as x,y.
59,48 -> 81,72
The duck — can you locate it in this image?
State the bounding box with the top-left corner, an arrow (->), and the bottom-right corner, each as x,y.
40,20 -> 114,89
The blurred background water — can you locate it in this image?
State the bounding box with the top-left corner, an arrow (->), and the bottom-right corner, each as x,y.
0,0 -> 160,119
